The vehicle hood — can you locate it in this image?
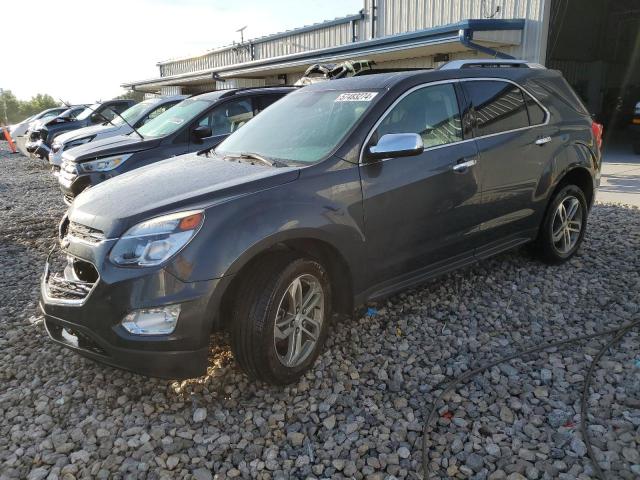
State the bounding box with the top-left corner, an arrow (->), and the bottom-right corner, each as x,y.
63,134 -> 159,161
55,123 -> 121,146
69,152 -> 300,237
42,119 -> 84,138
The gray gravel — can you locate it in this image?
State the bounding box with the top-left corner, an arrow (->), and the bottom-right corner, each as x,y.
0,140 -> 639,479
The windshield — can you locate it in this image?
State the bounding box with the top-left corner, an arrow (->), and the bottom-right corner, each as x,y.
76,103 -> 101,121
137,98 -> 213,138
112,100 -> 155,126
37,108 -> 64,120
216,89 -> 379,163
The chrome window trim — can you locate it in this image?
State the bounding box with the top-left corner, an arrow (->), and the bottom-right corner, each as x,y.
358,77 -> 551,164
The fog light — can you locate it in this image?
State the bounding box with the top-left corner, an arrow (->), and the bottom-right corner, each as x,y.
121,305 -> 180,335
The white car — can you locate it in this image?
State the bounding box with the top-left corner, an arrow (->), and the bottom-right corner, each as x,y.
9,107 -> 68,156
48,95 -> 186,169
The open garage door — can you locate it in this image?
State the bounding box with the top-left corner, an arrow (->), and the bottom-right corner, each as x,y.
546,0 -> 640,151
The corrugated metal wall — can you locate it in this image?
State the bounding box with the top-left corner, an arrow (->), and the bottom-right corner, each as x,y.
257,23 -> 354,58
160,17 -> 358,77
375,0 -> 548,62
158,0 -> 550,78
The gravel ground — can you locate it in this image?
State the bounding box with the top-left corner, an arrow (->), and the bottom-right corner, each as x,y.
0,140 -> 639,480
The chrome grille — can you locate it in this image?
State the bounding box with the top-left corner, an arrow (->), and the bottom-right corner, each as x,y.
43,248 -> 98,305
68,222 -> 105,244
46,274 -> 94,301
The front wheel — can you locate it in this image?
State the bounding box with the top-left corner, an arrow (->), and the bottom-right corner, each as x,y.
536,184 -> 588,264
229,254 -> 331,385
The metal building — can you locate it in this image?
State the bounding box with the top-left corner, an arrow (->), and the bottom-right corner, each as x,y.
123,0 -> 639,126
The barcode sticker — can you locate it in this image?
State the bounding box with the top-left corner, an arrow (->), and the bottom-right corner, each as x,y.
335,92 -> 378,102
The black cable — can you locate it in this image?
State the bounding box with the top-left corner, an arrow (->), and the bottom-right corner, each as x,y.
580,321 -> 638,480
421,318 -> 640,479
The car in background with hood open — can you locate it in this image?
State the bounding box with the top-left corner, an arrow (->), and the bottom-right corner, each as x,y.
48,96 -> 186,171
10,107 -> 69,156
57,87 -> 294,204
26,100 -> 136,159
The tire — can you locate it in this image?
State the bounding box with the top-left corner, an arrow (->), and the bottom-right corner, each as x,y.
229,253 -> 332,385
536,184 -> 588,264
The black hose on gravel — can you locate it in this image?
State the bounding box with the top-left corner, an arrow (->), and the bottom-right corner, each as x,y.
421,317 -> 640,480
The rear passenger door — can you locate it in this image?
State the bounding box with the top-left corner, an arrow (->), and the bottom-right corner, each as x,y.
461,79 -> 552,254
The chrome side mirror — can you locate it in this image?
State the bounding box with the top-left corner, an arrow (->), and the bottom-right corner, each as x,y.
366,133 -> 424,161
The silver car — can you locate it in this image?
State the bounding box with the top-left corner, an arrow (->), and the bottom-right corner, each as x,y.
9,107 -> 68,156
48,95 -> 186,169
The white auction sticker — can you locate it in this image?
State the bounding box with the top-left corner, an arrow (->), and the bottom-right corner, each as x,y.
335,92 -> 378,102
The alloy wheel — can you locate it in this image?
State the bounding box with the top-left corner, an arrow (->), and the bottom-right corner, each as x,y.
551,195 -> 583,254
273,274 -> 325,368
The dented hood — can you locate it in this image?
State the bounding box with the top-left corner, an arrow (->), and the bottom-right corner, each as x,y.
69,152 -> 300,237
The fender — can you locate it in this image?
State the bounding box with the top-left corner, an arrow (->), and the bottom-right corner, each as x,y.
165,156 -> 367,288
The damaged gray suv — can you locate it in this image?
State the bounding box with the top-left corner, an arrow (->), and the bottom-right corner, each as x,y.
40,60 -> 602,384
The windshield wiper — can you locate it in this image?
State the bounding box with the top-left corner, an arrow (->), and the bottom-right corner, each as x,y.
227,152 -> 287,168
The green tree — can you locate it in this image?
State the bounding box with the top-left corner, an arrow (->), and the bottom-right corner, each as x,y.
115,90 -> 146,102
0,90 -> 60,125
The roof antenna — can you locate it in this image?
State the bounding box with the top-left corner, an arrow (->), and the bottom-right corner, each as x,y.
481,0 -> 500,19
236,26 -> 247,44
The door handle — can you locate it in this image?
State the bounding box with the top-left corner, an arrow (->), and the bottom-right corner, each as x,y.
535,136 -> 552,146
452,158 -> 477,172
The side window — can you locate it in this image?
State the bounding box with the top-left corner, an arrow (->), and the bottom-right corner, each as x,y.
112,103 -> 131,114
464,80 -> 529,136
197,98 -> 253,136
374,83 -> 463,148
524,93 -> 547,125
91,107 -> 116,123
253,94 -> 285,114
141,103 -> 176,126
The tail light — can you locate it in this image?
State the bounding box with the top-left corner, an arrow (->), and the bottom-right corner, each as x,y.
591,121 -> 603,150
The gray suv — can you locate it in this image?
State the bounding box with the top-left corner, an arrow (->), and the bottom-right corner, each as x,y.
40,60 -> 602,384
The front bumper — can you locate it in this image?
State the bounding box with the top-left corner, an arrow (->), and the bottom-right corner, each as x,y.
26,139 -> 51,158
58,162 -> 116,203
40,245 -> 220,379
49,147 -> 64,167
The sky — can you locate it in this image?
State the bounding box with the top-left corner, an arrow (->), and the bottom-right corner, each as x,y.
2,0 -> 363,103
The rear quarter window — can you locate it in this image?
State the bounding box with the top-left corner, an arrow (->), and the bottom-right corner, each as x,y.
528,75 -> 590,116
524,93 -> 547,125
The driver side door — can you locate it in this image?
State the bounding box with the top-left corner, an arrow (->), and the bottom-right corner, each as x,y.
359,82 -> 483,292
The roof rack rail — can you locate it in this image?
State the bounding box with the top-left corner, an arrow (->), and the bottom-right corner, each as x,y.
439,59 -> 545,70
354,67 -> 432,76
219,85 -> 299,98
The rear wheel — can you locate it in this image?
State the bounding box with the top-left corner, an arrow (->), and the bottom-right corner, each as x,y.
536,184 -> 588,264
229,253 -> 331,385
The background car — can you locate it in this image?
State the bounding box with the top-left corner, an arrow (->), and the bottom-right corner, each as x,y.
48,95 -> 186,170
631,101 -> 640,154
10,107 -> 68,155
26,100 -> 136,159
57,87 -> 294,203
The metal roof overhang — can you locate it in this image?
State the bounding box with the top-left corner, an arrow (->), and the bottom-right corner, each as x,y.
123,19 -> 525,93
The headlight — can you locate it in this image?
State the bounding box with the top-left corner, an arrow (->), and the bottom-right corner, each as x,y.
66,136 -> 95,149
78,153 -> 132,173
109,210 -> 204,267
